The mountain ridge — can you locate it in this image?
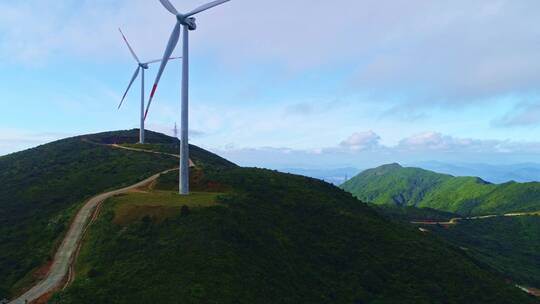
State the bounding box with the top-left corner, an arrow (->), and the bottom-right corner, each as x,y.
410,161 -> 540,184
0,129 -> 231,300
341,163 -> 540,215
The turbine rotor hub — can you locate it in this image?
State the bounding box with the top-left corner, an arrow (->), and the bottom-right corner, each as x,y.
177,14 -> 197,31
140,63 -> 149,69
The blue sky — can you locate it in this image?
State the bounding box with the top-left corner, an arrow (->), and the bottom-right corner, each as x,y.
1,0 -> 540,169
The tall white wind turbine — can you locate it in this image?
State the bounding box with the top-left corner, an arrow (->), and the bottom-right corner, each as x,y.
144,0 -> 231,195
118,28 -> 179,144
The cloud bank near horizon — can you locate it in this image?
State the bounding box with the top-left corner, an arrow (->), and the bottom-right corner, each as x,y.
3,129 -> 539,169
216,130 -> 540,168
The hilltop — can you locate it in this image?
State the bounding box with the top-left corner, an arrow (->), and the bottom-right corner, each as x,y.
1,132 -> 536,303
0,129 -> 232,300
341,163 -> 540,215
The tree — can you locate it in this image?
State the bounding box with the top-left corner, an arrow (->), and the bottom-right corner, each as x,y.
180,205 -> 190,217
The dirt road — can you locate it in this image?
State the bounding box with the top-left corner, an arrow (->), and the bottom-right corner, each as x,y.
411,211 -> 540,226
110,144 -> 195,167
9,169 -> 175,304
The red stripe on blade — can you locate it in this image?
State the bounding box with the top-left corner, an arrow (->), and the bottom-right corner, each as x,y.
150,84 -> 158,98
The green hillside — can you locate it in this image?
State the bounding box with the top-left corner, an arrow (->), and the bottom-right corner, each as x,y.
50,169 -> 536,303
3,134 -> 537,303
0,129 -> 232,299
83,129 -> 236,170
375,205 -> 540,289
341,163 -> 540,215
431,216 -> 540,288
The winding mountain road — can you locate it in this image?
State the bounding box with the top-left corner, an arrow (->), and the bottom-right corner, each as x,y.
9,169 -> 175,304
110,144 -> 195,167
411,211 -> 540,226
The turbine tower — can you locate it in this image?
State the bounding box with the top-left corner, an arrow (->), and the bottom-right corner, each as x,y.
117,28 -> 180,144
144,0 -> 231,195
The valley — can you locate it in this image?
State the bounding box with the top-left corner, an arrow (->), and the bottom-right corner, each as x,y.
342,164 -> 540,298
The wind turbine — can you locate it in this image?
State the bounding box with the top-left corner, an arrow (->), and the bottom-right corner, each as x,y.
117,28 -> 180,144
144,0 -> 231,195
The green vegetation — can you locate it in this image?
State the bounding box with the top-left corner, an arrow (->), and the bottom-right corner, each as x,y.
112,190 -> 222,225
374,205 -> 458,222
0,129 -> 227,299
375,206 -> 540,290
345,163 -> 540,289
3,132 -> 537,303
51,167 -> 536,303
428,216 -> 540,288
341,163 -> 540,215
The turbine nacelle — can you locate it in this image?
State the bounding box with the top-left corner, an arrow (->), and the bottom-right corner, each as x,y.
139,63 -> 149,69
176,15 -> 197,30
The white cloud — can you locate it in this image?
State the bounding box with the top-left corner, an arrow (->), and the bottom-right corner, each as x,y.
398,132 -> 458,151
340,131 -> 381,151
217,130 -> 540,168
396,132 -> 523,153
1,1 -> 540,105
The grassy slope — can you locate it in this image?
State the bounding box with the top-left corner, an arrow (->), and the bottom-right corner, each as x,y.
112,190 -> 222,225
375,206 -> 540,289
474,182 -> 540,214
374,205 -> 459,222
341,163 -> 540,215
51,168 -> 537,304
341,164 -> 449,206
432,216 -> 540,288
0,129 -> 230,299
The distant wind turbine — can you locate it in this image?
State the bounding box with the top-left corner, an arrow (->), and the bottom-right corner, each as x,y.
144,0 -> 231,195
117,28 -> 180,144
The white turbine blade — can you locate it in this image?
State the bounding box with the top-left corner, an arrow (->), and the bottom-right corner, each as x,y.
144,22 -> 181,120
119,28 -> 141,63
118,67 -> 140,109
185,0 -> 230,17
145,56 -> 181,65
158,0 -> 178,15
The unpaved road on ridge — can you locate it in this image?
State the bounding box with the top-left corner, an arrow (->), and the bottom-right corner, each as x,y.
9,169 -> 175,304
411,211 -> 540,226
110,144 -> 195,167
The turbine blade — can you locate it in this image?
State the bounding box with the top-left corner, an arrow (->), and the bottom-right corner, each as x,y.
118,67 -> 140,109
186,0 -> 230,17
158,0 -> 178,15
119,28 -> 141,63
145,56 -> 181,65
144,22 -> 181,120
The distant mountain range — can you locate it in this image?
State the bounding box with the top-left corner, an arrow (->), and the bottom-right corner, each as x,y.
341,163 -> 540,216
409,161 -> 540,184
278,161 -> 540,186
277,167 -> 361,185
